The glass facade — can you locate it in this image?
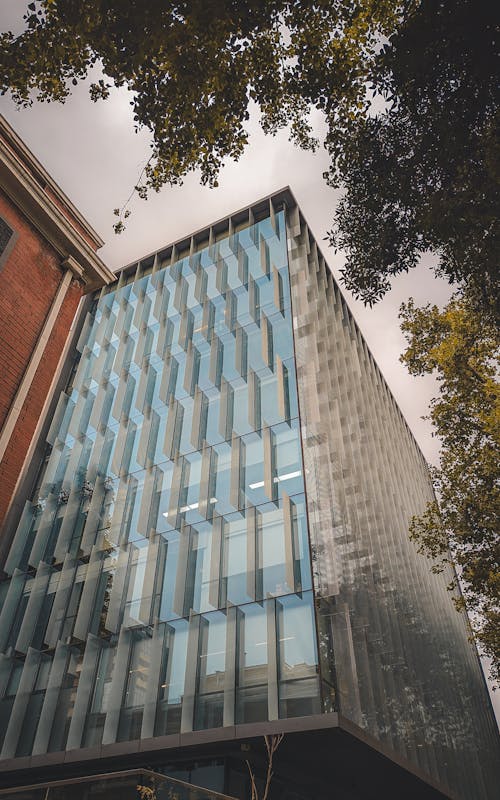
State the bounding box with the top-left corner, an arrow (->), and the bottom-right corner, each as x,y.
0,195 -> 498,800
0,208 -> 320,761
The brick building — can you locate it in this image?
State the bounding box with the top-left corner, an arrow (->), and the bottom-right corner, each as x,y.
0,114 -> 114,546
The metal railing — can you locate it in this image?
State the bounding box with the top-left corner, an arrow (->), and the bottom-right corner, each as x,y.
0,768 -> 237,800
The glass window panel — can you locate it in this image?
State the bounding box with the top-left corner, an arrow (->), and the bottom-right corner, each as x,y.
233,283 -> 251,328
190,522 -> 212,613
236,684 -> 268,725
194,691 -> 224,731
279,676 -> 321,719
159,531 -> 181,621
224,512 -> 252,606
123,635 -> 150,709
154,462 -> 175,534
190,304 -> 206,347
197,611 -> 226,696
179,450 -> 202,521
203,391 -> 225,447
231,383 -> 252,438
255,273 -> 276,317
163,619 -> 189,705
178,397 -> 196,455
223,252 -> 240,290
212,441 -> 234,516
196,346 -> 213,392
124,541 -> 148,625
204,261 -> 218,300
84,645 -> 114,747
235,602 -> 270,723
184,270 -> 198,309
267,311 -> 295,363
273,419 -> 304,498
154,620 -> 187,736
243,432 -> 265,507
277,592 -> 318,681
260,504 -> 287,597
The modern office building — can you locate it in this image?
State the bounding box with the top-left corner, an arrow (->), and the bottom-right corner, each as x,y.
0,189 -> 498,799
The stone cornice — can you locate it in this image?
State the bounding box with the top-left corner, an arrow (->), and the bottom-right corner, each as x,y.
0,114 -> 114,291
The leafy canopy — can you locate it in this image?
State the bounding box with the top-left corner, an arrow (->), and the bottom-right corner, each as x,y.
1,1 -> 497,317
400,295 -> 500,682
0,0 -> 403,189
328,0 -> 499,319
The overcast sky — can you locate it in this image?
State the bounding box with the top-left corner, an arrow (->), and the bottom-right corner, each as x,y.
1,2 -> 497,722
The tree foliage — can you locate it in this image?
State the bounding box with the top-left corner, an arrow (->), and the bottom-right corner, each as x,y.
1,0 -> 498,308
1,1 -> 497,315
0,0 -> 403,189
328,0 -> 499,320
400,294 -> 500,682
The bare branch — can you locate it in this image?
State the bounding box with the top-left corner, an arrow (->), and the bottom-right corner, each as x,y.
246,760 -> 259,800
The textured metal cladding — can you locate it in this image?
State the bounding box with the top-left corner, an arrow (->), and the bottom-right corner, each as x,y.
287,207 -> 499,800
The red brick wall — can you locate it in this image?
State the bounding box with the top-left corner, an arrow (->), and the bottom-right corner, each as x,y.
0,189 -> 84,525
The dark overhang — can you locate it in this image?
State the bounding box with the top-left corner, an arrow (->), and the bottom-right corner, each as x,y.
0,713 -> 456,800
